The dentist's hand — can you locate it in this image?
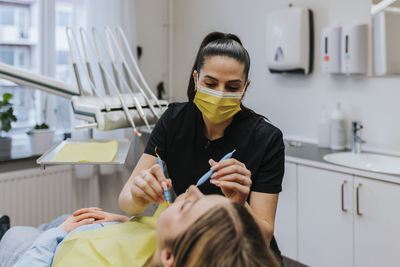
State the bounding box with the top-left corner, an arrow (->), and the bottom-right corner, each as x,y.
130,164 -> 172,207
208,158 -> 252,205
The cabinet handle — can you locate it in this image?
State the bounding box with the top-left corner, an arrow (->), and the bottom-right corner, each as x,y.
356,183 -> 362,216
341,180 -> 348,212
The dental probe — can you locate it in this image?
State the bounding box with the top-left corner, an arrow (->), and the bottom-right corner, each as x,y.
161,182 -> 171,206
155,147 -> 171,205
195,149 -> 236,187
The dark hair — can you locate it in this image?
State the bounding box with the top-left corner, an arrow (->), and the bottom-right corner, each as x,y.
187,31 -> 265,119
170,203 -> 280,267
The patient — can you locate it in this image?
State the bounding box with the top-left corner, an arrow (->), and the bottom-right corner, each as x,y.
0,186 -> 279,267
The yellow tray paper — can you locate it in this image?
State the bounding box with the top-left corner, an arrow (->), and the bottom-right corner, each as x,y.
51,141 -> 118,162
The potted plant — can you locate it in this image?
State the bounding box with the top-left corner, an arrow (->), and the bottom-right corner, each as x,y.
27,123 -> 55,155
0,93 -> 17,159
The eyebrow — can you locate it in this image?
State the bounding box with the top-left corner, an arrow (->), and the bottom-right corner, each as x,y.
203,75 -> 242,83
203,75 -> 218,81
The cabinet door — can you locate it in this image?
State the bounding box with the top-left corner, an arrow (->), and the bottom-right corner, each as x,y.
275,162 -> 297,260
354,176 -> 400,267
298,165 -> 353,267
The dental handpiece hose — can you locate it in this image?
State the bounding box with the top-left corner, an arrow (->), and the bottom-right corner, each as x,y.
196,149 -> 236,187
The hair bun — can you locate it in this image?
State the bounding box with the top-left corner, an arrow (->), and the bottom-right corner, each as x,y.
225,33 -> 242,45
200,32 -> 243,48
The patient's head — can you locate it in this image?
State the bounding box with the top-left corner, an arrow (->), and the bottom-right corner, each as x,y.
152,186 -> 280,267
156,185 -> 230,243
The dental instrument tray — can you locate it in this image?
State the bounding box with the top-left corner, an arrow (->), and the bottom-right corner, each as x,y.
36,138 -> 131,166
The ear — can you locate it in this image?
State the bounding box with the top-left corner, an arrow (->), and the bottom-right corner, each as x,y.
160,248 -> 174,267
193,70 -> 198,92
242,79 -> 250,98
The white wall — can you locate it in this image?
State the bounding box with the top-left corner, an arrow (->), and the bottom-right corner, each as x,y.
171,0 -> 400,155
134,0 -> 169,97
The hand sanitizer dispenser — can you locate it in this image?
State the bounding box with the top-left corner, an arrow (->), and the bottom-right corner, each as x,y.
321,26 -> 341,73
265,7 -> 314,75
341,24 -> 368,74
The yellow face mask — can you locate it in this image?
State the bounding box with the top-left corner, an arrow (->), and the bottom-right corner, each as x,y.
193,83 -> 245,124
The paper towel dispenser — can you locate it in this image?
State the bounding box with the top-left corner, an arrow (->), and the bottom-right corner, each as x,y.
266,7 -> 314,74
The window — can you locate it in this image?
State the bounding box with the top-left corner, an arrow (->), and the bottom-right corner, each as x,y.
0,7 -> 15,26
54,0 -> 88,131
0,48 -> 14,65
0,46 -> 29,67
0,3 -> 30,40
56,50 -> 69,65
56,11 -> 70,27
0,0 -> 87,134
0,0 -> 133,139
0,1 -> 38,130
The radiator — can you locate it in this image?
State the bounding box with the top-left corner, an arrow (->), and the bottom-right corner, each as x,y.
0,165 -> 100,227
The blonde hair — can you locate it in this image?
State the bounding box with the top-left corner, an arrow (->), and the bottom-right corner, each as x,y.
170,202 -> 280,267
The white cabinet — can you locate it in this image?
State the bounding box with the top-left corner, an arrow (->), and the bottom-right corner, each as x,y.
275,162 -> 297,260
354,176 -> 400,267
284,163 -> 400,267
297,165 -> 353,267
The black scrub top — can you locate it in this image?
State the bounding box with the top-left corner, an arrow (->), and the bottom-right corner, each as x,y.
144,102 -> 285,196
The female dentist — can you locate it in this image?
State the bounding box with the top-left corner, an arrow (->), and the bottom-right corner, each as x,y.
119,32 -> 285,261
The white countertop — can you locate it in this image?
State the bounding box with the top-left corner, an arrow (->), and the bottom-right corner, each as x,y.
285,142 -> 400,185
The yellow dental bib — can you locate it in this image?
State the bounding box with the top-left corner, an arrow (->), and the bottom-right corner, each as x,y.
52,203 -> 167,267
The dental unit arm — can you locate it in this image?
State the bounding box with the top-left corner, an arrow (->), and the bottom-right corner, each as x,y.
0,62 -> 79,99
0,27 -> 168,133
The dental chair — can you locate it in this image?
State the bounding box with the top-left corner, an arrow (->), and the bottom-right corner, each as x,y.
0,215 -> 10,241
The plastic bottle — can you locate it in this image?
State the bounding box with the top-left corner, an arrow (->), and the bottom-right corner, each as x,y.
318,107 -> 330,148
330,102 -> 346,150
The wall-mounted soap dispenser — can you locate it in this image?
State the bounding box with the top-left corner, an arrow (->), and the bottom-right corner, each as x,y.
341,24 -> 368,74
321,26 -> 341,74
